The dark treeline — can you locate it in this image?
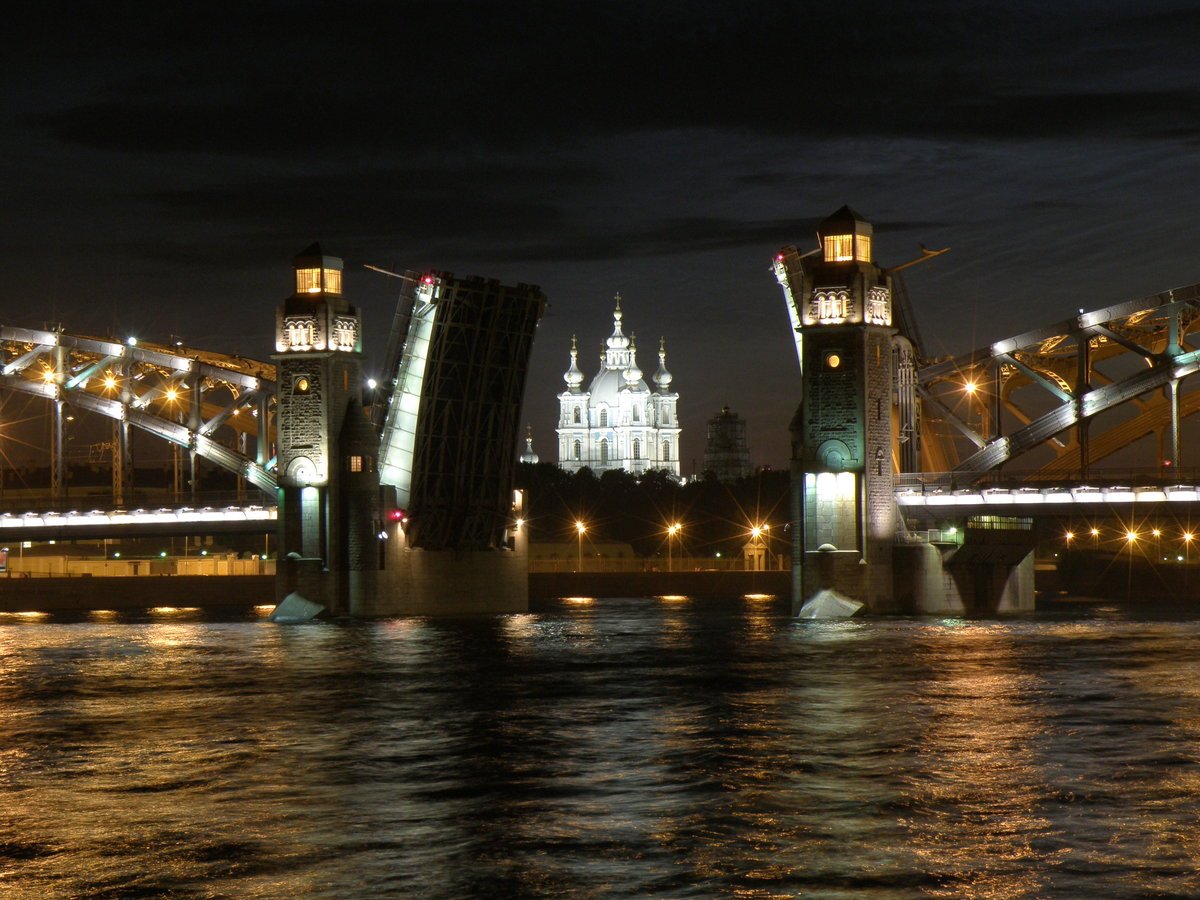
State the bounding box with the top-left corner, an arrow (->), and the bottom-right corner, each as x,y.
515,463 -> 790,559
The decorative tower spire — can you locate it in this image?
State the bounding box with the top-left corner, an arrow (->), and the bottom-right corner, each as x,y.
623,334 -> 643,388
519,424 -> 539,464
563,334 -> 584,392
605,292 -> 631,369
654,336 -> 673,391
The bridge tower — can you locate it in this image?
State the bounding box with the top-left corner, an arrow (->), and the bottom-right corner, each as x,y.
274,244 -> 380,613
774,207 -> 897,612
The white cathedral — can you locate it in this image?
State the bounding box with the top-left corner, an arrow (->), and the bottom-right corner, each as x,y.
557,294 -> 681,477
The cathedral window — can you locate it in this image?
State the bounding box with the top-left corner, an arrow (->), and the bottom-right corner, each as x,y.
573,440 -> 581,460
662,441 -> 670,461
600,409 -> 608,427
663,409 -> 670,424
633,439 -> 641,459
633,406 -> 639,422
599,439 -> 609,465
573,407 -> 581,424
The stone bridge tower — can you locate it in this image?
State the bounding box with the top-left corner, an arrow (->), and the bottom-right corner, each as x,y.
773,207 -> 897,612
274,243 -> 380,613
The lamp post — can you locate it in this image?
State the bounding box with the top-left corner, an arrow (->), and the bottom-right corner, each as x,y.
575,520 -> 586,573
667,521 -> 681,572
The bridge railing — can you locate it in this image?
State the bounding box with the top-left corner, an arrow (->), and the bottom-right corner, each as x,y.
896,468 -> 1200,493
0,490 -> 274,516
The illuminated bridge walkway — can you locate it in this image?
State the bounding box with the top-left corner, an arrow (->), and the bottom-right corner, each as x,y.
895,472 -> 1200,520
0,497 -> 276,542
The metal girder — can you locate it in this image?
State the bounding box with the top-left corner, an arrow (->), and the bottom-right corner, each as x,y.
952,349 -> 1200,477
0,326 -> 279,494
916,280 -> 1200,480
918,282 -> 1200,382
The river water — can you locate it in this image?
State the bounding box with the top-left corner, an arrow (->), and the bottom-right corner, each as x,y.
3,597 -> 1200,898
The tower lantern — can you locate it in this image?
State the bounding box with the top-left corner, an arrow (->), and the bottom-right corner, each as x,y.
293,244 -> 344,296
818,205 -> 873,264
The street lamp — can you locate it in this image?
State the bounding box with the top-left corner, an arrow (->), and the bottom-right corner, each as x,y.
667,521 -> 681,572
575,520 -> 586,573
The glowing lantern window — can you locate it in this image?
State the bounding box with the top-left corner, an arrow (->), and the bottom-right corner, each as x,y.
296,268 -> 321,293
823,234 -> 871,263
295,267 -> 343,295
823,234 -> 854,262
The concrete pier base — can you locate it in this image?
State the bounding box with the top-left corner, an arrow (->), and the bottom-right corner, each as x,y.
353,547 -> 528,616
893,541 -> 1035,614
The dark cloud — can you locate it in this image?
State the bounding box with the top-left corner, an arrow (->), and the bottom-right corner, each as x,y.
20,2 -> 1200,158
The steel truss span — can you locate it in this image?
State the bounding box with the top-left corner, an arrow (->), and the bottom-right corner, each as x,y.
0,326 -> 278,495
916,282 -> 1200,482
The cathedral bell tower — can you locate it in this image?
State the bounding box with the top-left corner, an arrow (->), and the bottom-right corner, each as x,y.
773,207 -> 897,612
274,243 -> 379,613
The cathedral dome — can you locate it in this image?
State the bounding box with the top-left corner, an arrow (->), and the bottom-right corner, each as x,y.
588,365 -> 634,405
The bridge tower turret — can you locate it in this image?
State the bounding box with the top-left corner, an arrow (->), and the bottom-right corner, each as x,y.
274,244 -> 380,613
774,207 -> 897,612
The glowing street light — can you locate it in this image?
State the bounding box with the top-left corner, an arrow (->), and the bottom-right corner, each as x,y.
575,520 -> 586,573
667,521 -> 681,572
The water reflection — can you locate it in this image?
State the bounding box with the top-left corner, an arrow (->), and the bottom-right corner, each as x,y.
2,602 -> 1200,895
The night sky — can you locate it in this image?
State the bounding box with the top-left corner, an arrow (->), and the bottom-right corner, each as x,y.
5,1 -> 1200,468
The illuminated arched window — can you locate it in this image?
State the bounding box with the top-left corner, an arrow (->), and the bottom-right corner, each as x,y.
633,439 -> 641,460
600,439 -> 609,465
573,439 -> 581,460
633,405 -> 639,422
662,441 -> 670,461
573,406 -> 581,424
600,409 -> 608,427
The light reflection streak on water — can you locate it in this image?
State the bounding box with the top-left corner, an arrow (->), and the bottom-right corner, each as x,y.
1,602 -> 1200,896
903,624 -> 1051,898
